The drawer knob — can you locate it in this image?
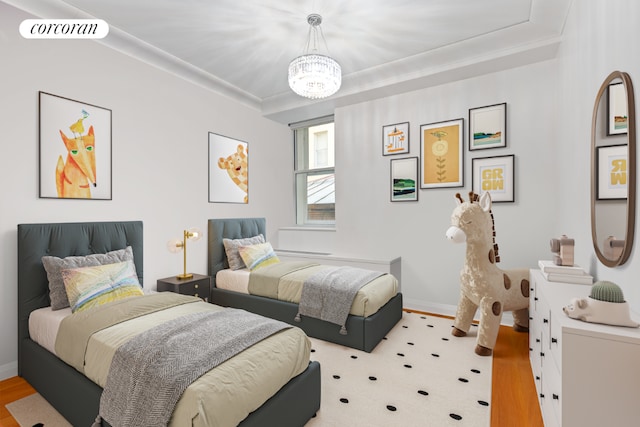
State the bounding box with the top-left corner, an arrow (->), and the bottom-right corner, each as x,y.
540,352 -> 545,357
195,293 -> 199,297
540,393 -> 545,399
553,394 -> 559,400
543,318 -> 549,323
195,284 -> 199,289
535,376 -> 540,381
536,338 -> 540,343
551,337 -> 558,344
534,297 -> 539,301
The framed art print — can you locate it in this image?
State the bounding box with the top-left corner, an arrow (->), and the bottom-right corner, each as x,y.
469,103 -> 506,150
472,154 -> 515,202
390,157 -> 418,202
608,83 -> 628,135
597,144 -> 627,200
382,122 -> 409,155
39,91 -> 112,200
208,132 -> 248,203
420,119 -> 464,189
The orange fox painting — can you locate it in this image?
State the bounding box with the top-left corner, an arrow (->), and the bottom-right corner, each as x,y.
39,92 -> 111,200
56,124 -> 97,198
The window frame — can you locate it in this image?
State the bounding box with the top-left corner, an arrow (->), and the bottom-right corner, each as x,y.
291,115 -> 336,226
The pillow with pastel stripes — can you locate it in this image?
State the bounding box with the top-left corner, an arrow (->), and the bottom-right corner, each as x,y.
238,242 -> 280,271
62,260 -> 143,313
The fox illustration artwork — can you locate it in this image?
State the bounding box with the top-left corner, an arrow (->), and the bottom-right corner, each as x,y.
56,112 -> 97,198
218,144 -> 248,203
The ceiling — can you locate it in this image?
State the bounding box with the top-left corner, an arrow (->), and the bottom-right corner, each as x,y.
7,0 -> 572,123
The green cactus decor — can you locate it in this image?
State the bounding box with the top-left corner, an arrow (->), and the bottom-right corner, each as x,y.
590,281 -> 625,303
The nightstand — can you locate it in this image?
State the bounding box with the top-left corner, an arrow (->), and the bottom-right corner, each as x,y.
157,274 -> 210,301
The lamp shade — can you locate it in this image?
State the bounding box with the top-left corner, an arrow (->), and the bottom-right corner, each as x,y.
167,238 -> 183,253
187,227 -> 203,242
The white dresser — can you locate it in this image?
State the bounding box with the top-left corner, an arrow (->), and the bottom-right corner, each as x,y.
529,269 -> 640,427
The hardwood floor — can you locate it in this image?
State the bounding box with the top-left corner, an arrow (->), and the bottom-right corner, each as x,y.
0,376 -> 35,427
491,324 -> 544,427
0,322 -> 543,427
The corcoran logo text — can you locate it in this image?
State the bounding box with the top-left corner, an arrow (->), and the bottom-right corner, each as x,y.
20,19 -> 109,39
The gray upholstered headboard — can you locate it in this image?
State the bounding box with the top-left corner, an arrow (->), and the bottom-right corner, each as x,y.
207,218 -> 266,285
17,221 -> 143,351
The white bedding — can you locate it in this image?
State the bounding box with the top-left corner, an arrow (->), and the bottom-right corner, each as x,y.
28,300 -> 311,427
28,306 -> 71,355
215,267 -> 251,293
216,266 -> 398,317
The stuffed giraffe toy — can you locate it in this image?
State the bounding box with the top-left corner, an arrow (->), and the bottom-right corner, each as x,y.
446,191 -> 529,356
218,144 -> 248,203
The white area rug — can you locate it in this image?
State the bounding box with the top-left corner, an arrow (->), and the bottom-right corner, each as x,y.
7,312 -> 491,427
306,311 -> 492,427
6,393 -> 71,427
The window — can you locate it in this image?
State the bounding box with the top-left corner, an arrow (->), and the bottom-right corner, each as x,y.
292,117 -> 335,225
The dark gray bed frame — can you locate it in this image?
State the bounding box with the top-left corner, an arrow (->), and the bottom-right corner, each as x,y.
17,220 -> 320,427
207,218 -> 403,353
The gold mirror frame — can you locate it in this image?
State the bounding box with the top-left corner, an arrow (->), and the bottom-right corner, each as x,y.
591,71 -> 636,267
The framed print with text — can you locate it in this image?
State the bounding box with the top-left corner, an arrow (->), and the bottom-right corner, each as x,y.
597,144 -> 627,200
472,154 -> 515,202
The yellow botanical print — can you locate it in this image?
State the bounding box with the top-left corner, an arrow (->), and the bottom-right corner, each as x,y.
423,123 -> 460,185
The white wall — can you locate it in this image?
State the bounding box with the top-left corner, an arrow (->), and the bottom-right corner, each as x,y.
553,0 -> 640,312
0,2 -> 293,379
280,61 -> 558,313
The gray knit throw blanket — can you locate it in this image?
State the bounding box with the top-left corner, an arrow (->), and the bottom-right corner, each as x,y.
96,308 -> 291,427
295,266 -> 384,335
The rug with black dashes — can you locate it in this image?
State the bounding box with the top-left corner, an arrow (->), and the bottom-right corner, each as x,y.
305,311 -> 492,427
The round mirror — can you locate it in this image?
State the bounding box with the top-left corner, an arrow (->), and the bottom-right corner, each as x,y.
591,71 -> 636,267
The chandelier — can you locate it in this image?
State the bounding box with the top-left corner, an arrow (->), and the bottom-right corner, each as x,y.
288,13 -> 341,99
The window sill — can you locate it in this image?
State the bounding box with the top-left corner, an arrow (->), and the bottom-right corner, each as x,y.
279,226 -> 336,232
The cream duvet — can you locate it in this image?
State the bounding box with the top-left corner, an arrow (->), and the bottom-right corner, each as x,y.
51,293 -> 311,427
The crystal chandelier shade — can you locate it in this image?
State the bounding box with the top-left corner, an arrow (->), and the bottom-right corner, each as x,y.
288,14 -> 341,99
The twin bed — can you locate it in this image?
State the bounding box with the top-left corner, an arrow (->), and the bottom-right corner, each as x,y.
207,217 -> 403,353
16,218 -> 402,426
17,221 -> 320,427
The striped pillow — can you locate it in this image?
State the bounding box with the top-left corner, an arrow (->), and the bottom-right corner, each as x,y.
238,242 -> 280,271
62,260 -> 143,313
223,234 -> 265,270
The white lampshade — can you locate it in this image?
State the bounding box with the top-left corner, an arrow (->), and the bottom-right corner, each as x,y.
187,227 -> 203,242
167,238 -> 183,253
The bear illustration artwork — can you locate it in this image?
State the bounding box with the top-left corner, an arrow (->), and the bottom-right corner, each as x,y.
218,144 -> 248,203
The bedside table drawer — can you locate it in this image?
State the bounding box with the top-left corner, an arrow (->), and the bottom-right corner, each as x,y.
179,280 -> 209,299
157,274 -> 210,301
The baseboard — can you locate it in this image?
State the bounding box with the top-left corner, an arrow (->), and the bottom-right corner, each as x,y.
403,298 -> 515,326
0,360 -> 17,381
